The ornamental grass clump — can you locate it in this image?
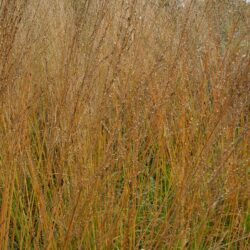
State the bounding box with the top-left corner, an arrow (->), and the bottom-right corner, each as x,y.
0,0 -> 249,249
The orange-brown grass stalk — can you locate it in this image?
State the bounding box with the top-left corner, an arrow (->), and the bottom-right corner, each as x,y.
0,0 -> 249,249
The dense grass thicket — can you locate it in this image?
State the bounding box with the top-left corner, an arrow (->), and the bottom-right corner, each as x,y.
0,0 -> 249,249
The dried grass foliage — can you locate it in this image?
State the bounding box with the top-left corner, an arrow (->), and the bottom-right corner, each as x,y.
0,0 -> 249,249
